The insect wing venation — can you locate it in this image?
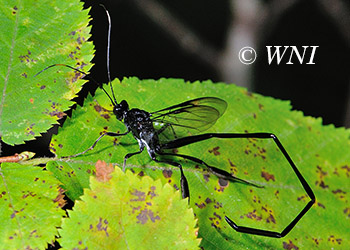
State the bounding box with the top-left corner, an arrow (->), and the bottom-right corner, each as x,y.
151,97 -> 227,142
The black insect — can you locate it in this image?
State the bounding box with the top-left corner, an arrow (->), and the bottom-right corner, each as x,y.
37,6 -> 315,238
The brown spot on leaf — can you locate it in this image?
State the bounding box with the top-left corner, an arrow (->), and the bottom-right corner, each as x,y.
244,210 -> 262,221
136,209 -> 160,224
11,211 -> 18,219
312,237 -> 320,245
333,168 -> 339,176
332,189 -> 347,200
283,240 -> 299,250
208,146 -> 220,156
101,113 -> 110,120
218,178 -> 228,188
162,169 -> 172,178
213,212 -> 221,220
344,207 -> 350,218
341,165 -> 350,177
53,187 -> 67,208
214,201 -> 223,209
252,195 -> 261,203
71,71 -> 84,83
228,159 -> 238,174
328,235 -> 342,245
49,111 -> 65,119
261,170 -> 275,182
0,191 -> 6,199
130,189 -> 146,202
77,36 -> 82,45
94,104 -> 102,112
205,198 -> 212,204
147,186 -> 157,199
315,166 -> 329,188
317,202 -> 325,209
297,195 -> 308,202
332,189 -> 345,194
274,190 -> 280,199
94,102 -> 111,120
131,205 -> 141,214
96,217 -> 109,237
316,180 -> 329,189
18,50 -> 36,64
12,6 -> 18,15
260,205 -> 276,223
215,180 -> 228,193
203,173 -> 210,182
25,123 -> 36,136
209,211 -> 222,229
195,202 -> 206,209
266,213 -> 276,224
95,160 -> 114,182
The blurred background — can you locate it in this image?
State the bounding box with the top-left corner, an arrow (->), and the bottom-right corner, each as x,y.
2,0 -> 350,157
83,0 -> 350,126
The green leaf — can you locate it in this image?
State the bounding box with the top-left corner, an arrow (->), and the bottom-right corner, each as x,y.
51,77 -> 350,249
0,162 -> 65,249
0,0 -> 94,145
59,164 -> 200,250
46,160 -> 95,201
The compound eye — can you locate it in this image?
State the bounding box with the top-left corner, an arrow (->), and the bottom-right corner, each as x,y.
120,100 -> 129,110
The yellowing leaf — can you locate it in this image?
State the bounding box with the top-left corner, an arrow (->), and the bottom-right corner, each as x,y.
0,0 -> 94,145
59,166 -> 200,250
0,163 -> 65,249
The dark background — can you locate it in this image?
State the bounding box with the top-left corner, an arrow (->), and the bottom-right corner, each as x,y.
83,0 -> 349,126
1,1 -> 348,249
2,0 -> 350,163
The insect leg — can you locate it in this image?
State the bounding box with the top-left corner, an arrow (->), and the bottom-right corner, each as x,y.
122,148 -> 144,172
153,157 -> 190,200
161,132 -> 315,237
224,216 -> 283,238
163,132 -> 314,197
68,131 -> 129,158
158,152 -> 262,188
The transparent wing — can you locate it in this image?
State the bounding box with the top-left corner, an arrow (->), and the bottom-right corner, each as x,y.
151,97 -> 227,143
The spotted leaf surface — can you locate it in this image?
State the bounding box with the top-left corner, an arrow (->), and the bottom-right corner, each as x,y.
46,160 -> 95,201
59,164 -> 200,250
0,163 -> 65,249
51,77 -> 350,249
0,0 -> 93,145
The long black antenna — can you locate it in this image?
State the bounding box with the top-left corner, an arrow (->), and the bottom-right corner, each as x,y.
35,6 -> 119,107
34,64 -> 116,106
100,4 -> 117,105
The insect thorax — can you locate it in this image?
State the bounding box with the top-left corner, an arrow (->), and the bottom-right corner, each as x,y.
124,109 -> 154,137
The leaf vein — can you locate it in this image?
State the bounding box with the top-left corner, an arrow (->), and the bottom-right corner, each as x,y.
0,3 -> 21,137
